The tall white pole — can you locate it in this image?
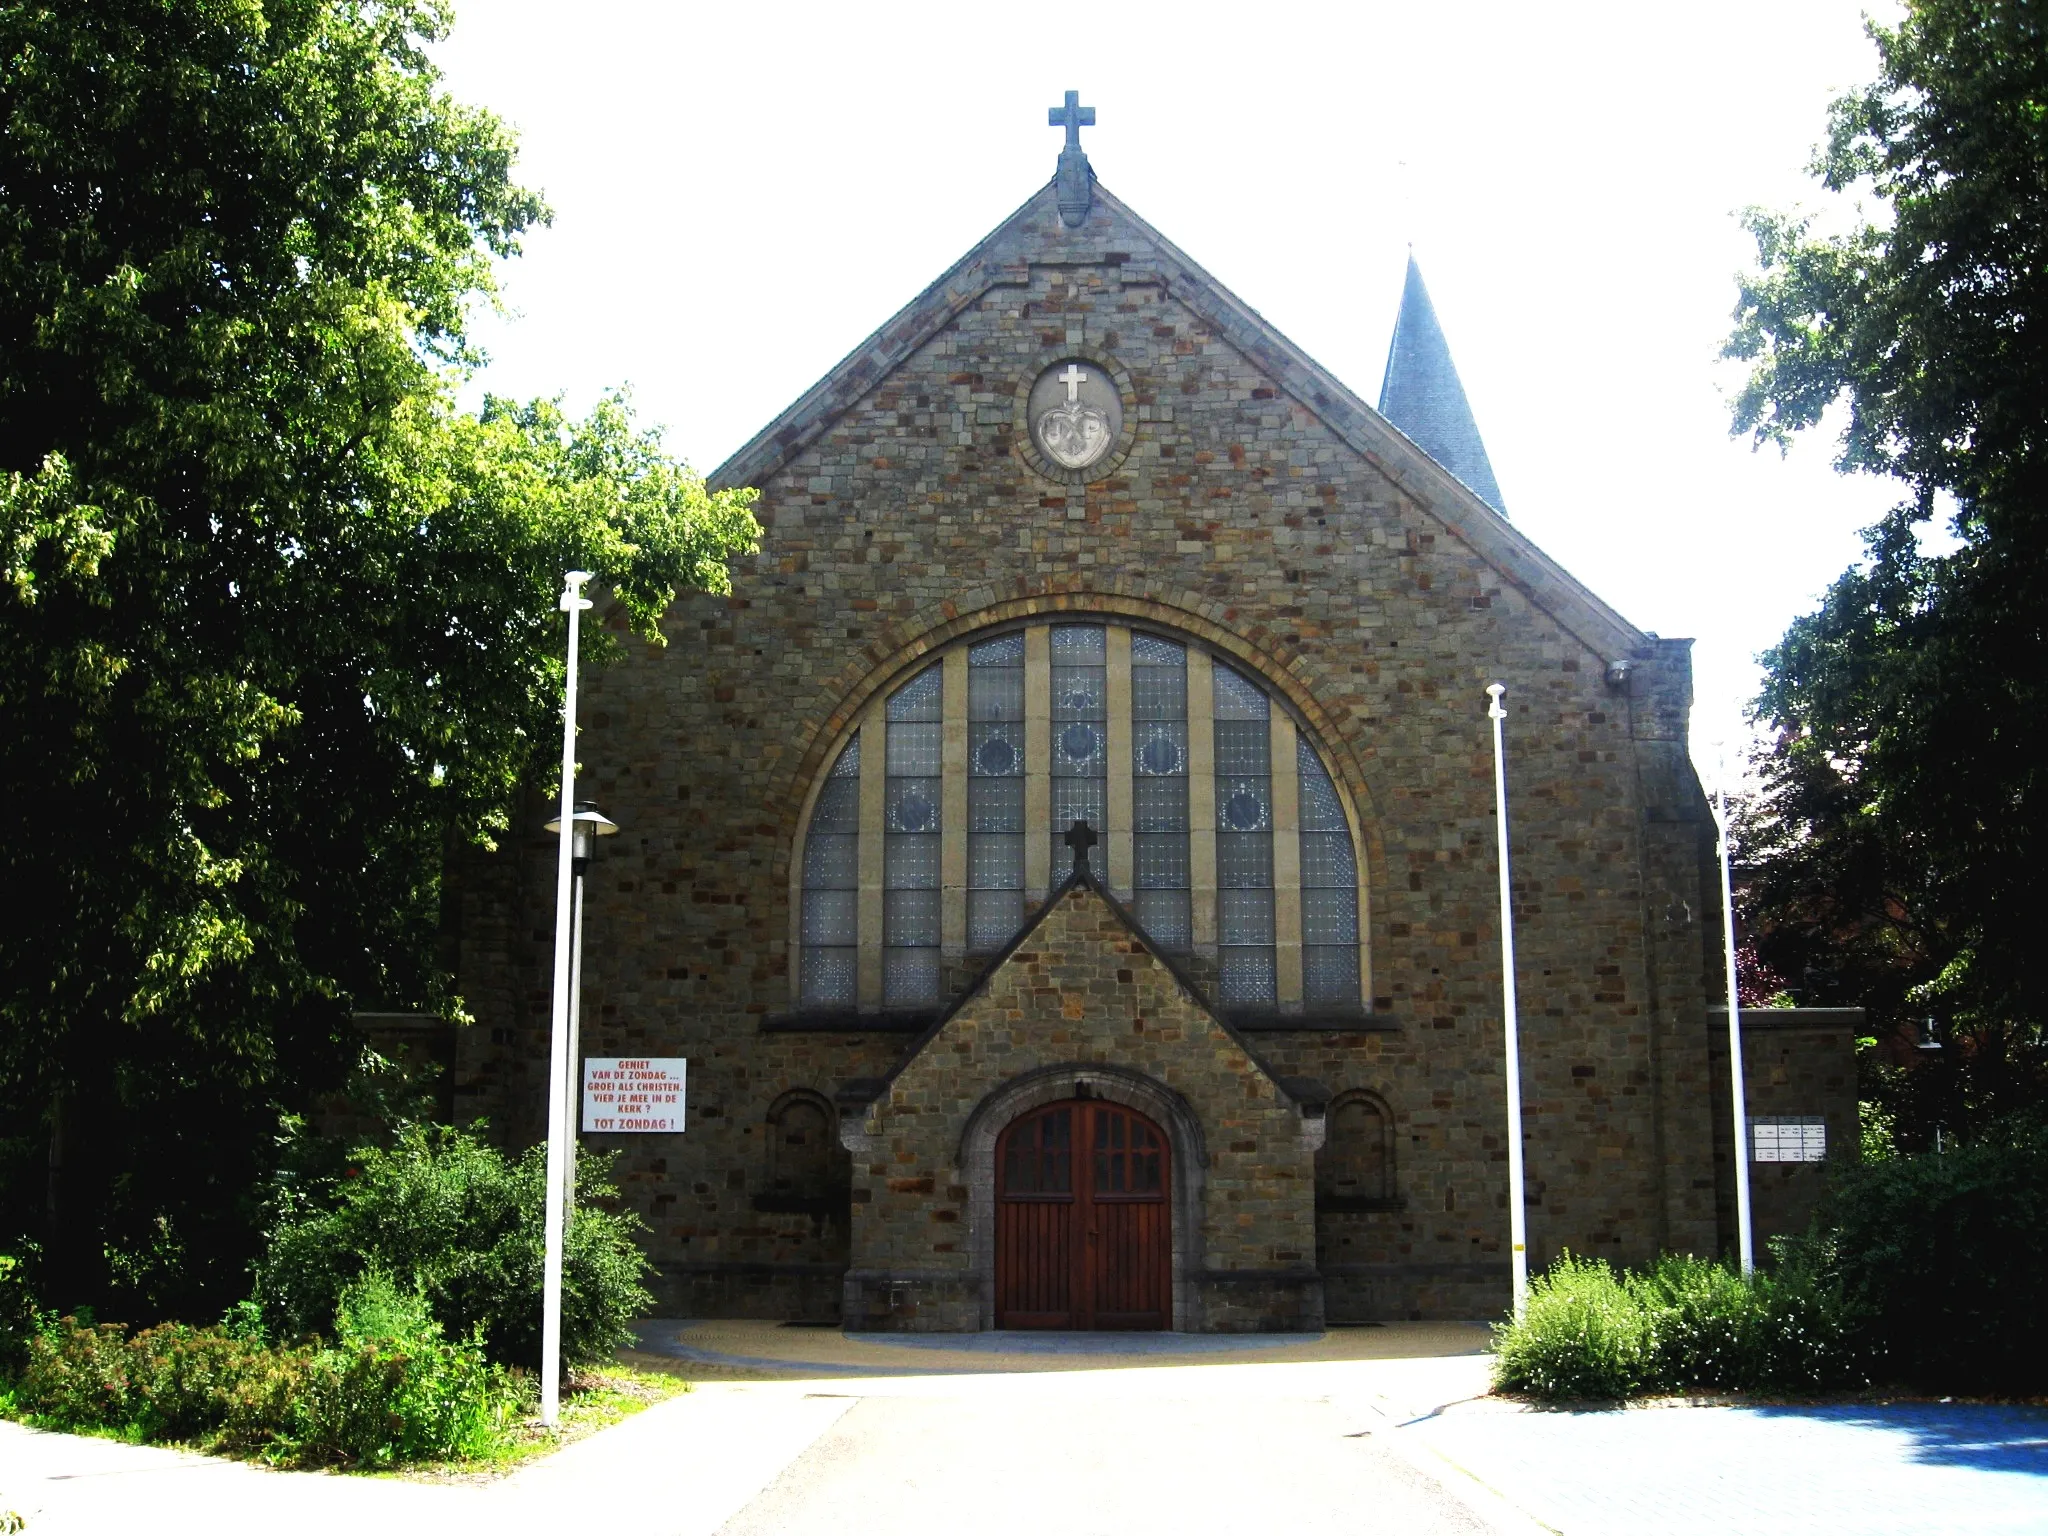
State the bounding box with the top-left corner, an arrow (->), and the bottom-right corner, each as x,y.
564,872 -> 585,1235
541,570 -> 593,1427
1713,764 -> 1755,1276
1486,684 -> 1529,1316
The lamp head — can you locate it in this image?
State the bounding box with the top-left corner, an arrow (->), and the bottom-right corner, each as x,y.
545,800 -> 619,866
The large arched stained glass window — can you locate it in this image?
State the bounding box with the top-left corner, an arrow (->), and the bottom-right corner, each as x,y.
791,621 -> 1368,1016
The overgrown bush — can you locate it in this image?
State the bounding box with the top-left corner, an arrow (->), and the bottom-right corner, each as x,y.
0,1249 -> 44,1375
10,1274 -> 521,1467
1825,1113 -> 2048,1394
254,1124 -> 653,1370
1491,1249 -> 1865,1400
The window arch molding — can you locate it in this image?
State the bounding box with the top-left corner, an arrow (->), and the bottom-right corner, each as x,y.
785,603 -> 1377,1014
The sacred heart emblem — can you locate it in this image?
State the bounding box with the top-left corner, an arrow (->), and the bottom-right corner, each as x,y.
1035,400 -> 1113,468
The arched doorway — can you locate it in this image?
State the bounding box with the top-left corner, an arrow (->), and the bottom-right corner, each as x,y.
994,1099 -> 1171,1329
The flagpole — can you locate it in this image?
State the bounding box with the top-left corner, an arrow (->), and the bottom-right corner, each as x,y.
541,570 -> 593,1427
1713,754 -> 1755,1275
1486,683 -> 1529,1316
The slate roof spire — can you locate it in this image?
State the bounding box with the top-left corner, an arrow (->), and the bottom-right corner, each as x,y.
1377,254 -> 1506,515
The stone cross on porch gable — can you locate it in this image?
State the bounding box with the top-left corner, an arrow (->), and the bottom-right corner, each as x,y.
1048,90 -> 1095,150
1064,818 -> 1098,875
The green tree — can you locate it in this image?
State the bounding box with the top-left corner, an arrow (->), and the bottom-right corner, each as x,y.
0,0 -> 757,1313
1725,0 -> 2048,1142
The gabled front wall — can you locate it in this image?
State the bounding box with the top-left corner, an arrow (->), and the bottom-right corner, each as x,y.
453,184 -> 1723,1323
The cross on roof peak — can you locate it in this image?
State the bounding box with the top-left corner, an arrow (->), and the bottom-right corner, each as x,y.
1048,90 -> 1095,151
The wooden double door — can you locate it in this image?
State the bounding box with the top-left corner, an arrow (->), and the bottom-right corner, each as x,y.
994,1099 -> 1171,1330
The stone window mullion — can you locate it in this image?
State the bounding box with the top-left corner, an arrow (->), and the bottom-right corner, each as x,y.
1270,712 -> 1303,1008
1024,625 -> 1051,903
942,649 -> 969,959
1106,626 -> 1134,900
1186,650 -> 1218,957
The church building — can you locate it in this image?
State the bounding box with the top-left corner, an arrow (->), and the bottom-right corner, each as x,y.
451,99 -> 1856,1330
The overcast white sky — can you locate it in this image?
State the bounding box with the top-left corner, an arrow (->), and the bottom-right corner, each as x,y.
434,0 -> 1908,786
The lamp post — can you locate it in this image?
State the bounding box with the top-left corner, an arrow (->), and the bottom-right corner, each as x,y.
543,800 -> 618,1235
1485,683 -> 1530,1317
541,570 -> 592,1429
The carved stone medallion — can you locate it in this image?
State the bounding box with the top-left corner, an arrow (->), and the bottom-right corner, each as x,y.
1028,360 -> 1123,471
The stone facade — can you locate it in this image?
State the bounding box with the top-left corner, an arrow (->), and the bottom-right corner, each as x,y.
450,162 -> 1847,1327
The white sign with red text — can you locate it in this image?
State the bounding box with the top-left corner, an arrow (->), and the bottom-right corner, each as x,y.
581,1057 -> 686,1133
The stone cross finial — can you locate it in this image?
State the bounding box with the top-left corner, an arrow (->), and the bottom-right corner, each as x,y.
1063,818 -> 1098,874
1048,91 -> 1096,229
1048,90 -> 1095,150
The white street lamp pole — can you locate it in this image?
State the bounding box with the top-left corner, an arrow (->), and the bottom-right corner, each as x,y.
1713,758 -> 1756,1276
1486,683 -> 1529,1316
541,570 -> 593,1427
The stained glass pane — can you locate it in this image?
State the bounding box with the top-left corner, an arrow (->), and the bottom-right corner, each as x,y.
1219,949 -> 1278,1005
1213,665 -> 1270,720
969,833 -> 1023,889
1217,833 -> 1272,888
886,776 -> 941,835
1298,740 -> 1347,831
968,666 -> 1023,722
1050,624 -> 1106,662
886,718 -> 942,776
1132,666 -> 1187,721
799,946 -> 855,1006
1135,833 -> 1189,888
969,721 -> 1023,776
885,833 -> 940,889
1303,886 -> 1360,945
1218,780 -> 1272,833
1220,887 -> 1276,945
969,776 -> 1023,832
887,666 -> 943,720
969,889 -> 1023,950
1134,722 -> 1188,777
1299,831 -> 1357,888
828,734 -> 860,777
801,889 -> 858,946
1214,721 -> 1271,776
1132,890 -> 1191,950
1305,946 -> 1362,1004
1131,632 -> 1186,668
884,947 -> 940,1005
802,831 -> 856,887
1134,776 -> 1188,832
969,632 -> 1025,668
810,775 -> 859,835
1053,719 -> 1105,772
885,888 -> 941,946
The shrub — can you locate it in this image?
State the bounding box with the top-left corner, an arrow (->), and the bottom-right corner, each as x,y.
254,1124 -> 654,1371
7,1276 -> 521,1467
1824,1114 -> 2048,1394
1490,1253 -> 1656,1399
283,1273 -> 515,1467
1492,1249 -> 1866,1400
0,1250 -> 44,1375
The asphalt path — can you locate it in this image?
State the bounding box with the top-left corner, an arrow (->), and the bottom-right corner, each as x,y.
716,1377 -> 1499,1536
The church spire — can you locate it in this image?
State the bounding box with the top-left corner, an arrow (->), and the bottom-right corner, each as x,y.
1377,254 -> 1506,515
1047,90 -> 1095,227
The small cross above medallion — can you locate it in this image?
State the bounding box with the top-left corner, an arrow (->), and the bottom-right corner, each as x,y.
1060,363 -> 1088,402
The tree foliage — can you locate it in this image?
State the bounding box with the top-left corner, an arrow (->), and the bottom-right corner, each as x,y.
0,0 -> 757,1312
1724,0 -> 2048,1141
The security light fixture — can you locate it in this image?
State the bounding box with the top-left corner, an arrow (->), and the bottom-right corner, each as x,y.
545,801 -> 619,867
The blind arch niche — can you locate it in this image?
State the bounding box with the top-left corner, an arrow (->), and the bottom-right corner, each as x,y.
789,619 -> 1369,1014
